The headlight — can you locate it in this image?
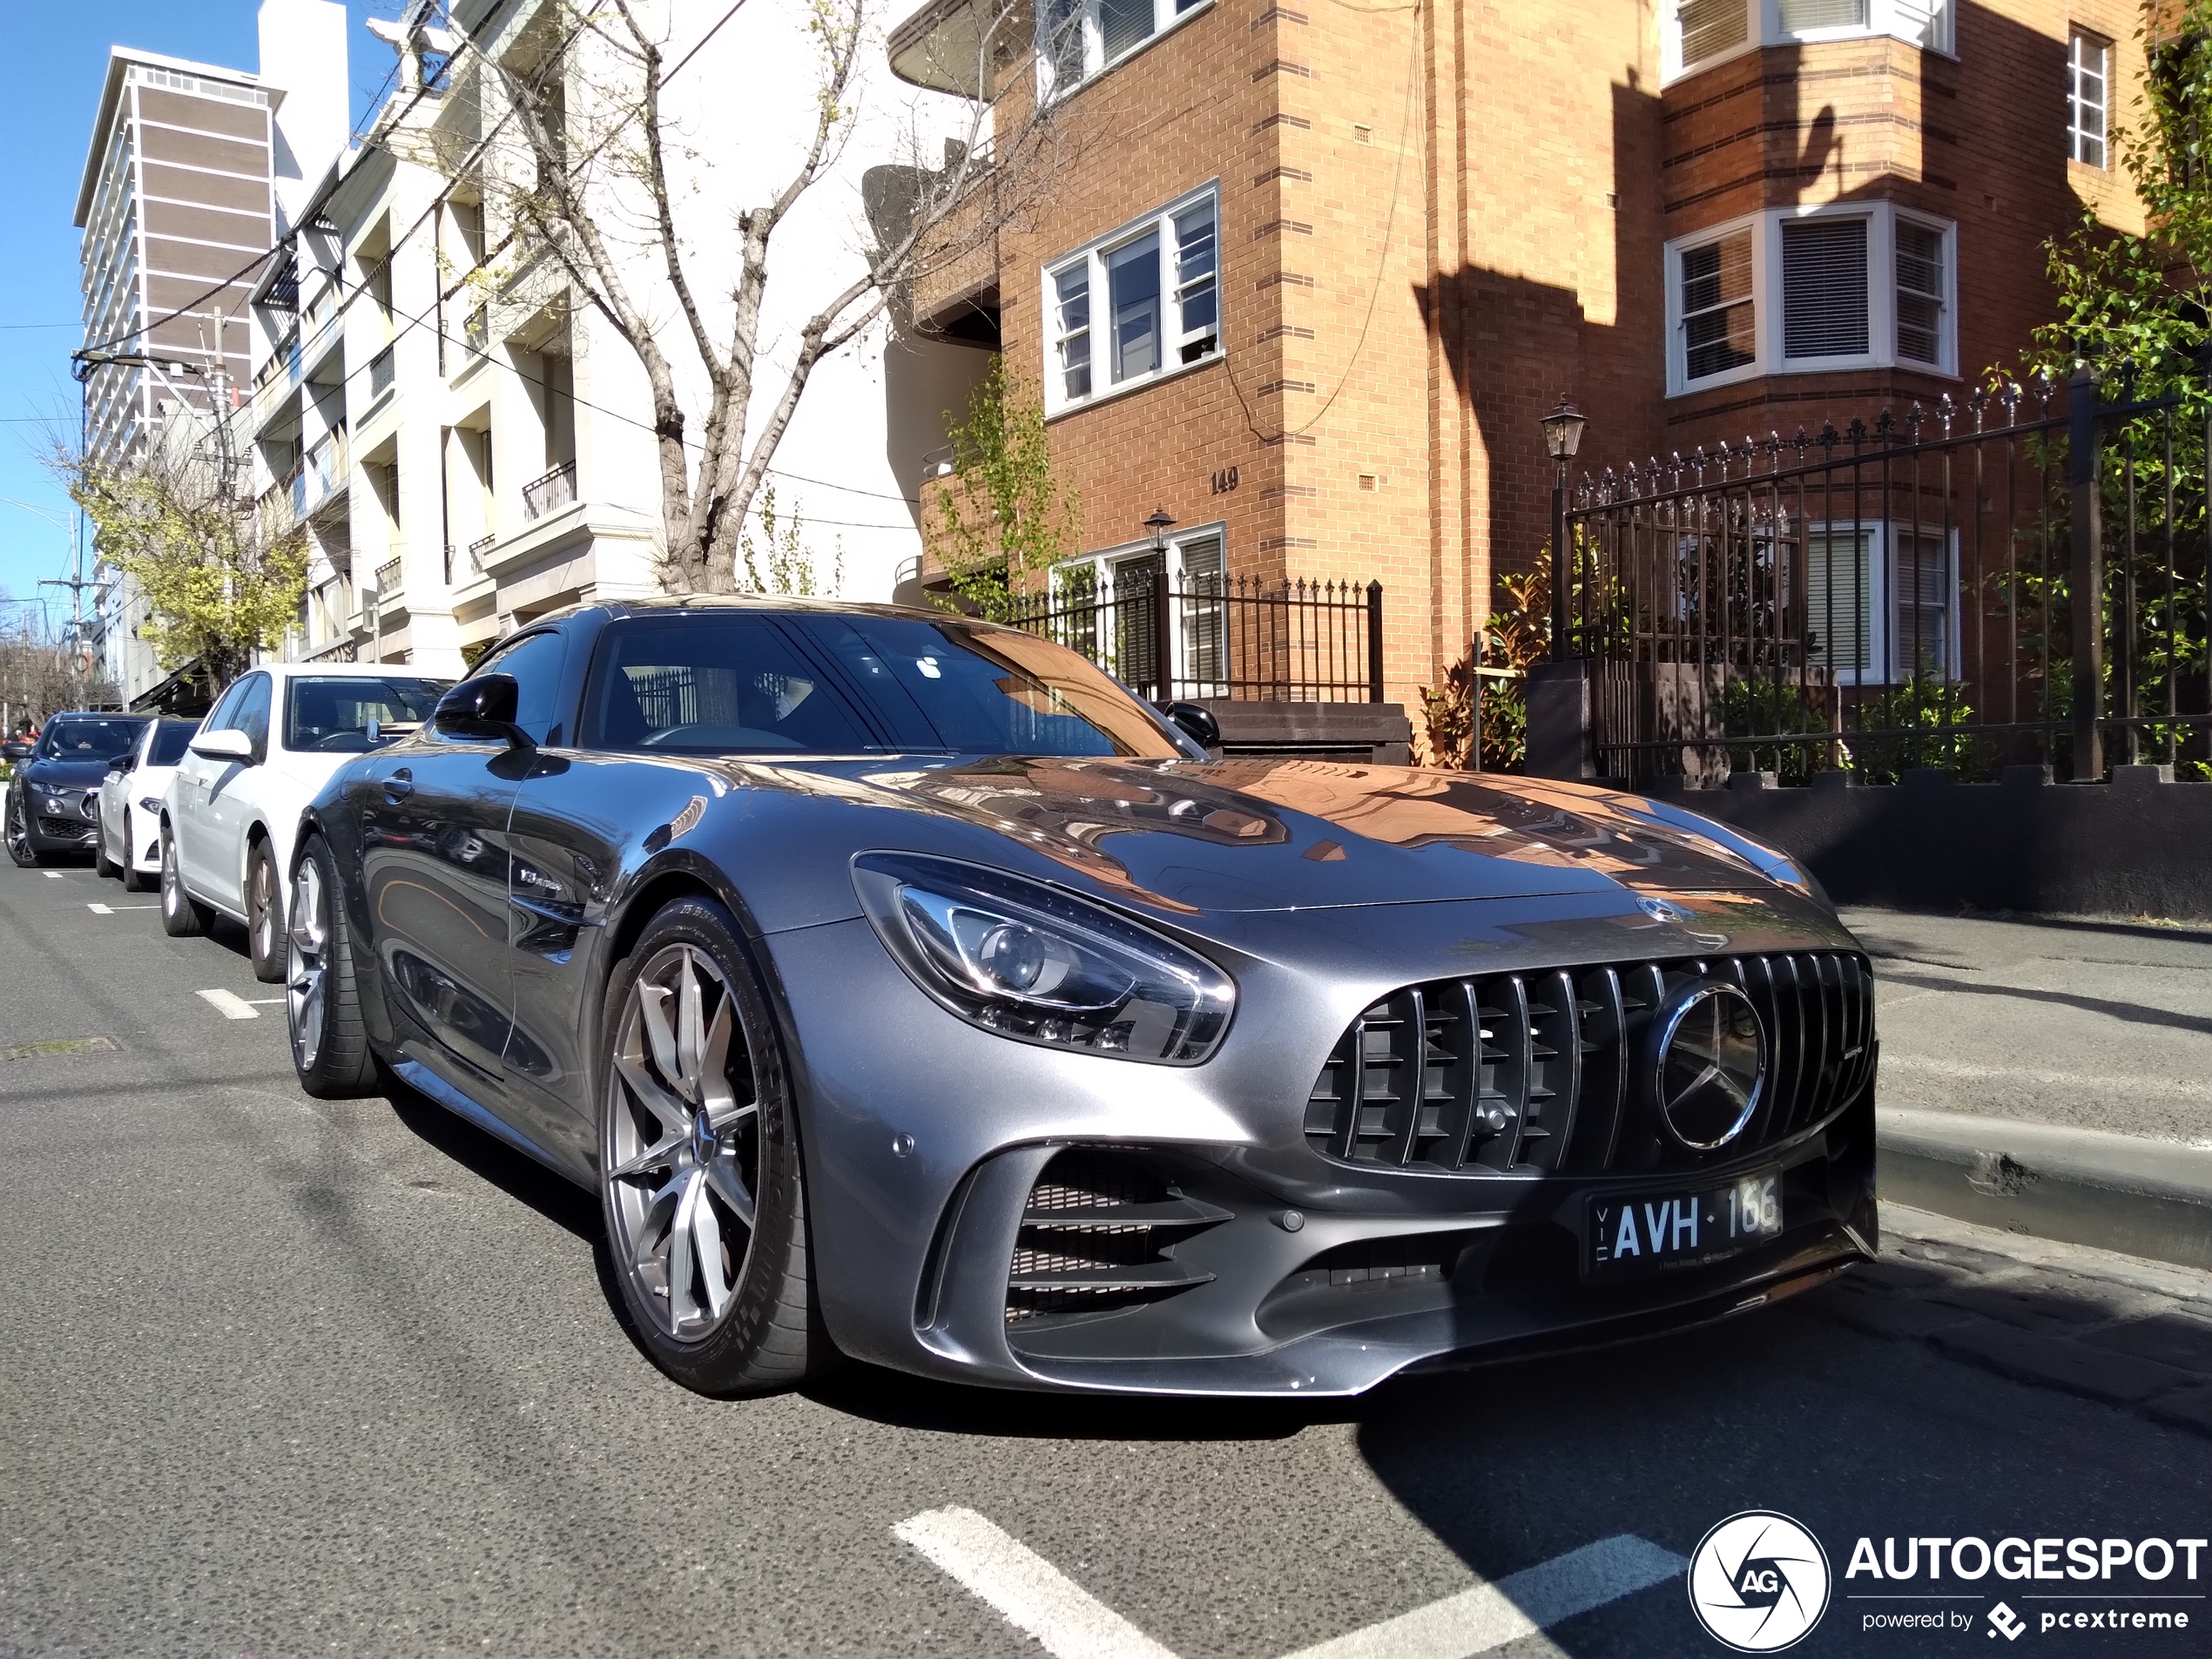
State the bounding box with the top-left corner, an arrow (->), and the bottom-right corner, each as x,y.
853,852 -> 1235,1064
138,796 -> 161,815
43,795 -> 64,814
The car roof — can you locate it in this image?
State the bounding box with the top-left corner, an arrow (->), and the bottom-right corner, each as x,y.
258,661 -> 456,680
549,593 -> 989,629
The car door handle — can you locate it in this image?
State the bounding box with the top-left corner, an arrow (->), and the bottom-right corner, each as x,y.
383,769 -> 414,803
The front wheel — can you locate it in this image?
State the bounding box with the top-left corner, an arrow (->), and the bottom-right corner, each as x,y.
121,812 -> 152,893
287,833 -> 378,1097
94,806 -> 118,879
159,822 -> 211,937
5,788 -> 40,867
597,895 -> 827,1395
246,841 -> 284,982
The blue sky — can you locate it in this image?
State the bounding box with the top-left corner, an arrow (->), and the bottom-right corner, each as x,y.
0,2 -> 401,633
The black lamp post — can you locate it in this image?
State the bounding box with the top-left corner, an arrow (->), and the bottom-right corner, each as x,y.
1143,509 -> 1177,702
1541,397 -> 1587,659
1144,507 -> 1176,554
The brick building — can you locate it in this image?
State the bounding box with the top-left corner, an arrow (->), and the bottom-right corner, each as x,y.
886,0 -> 2147,714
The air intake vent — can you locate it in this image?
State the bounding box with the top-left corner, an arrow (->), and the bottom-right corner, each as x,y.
1005,1149 -> 1229,1325
1305,952 -> 1872,1177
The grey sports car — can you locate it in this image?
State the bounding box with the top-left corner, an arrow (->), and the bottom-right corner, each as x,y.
287,595 -> 1876,1397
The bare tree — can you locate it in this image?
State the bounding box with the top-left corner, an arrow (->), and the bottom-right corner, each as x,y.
401,0 -> 1076,595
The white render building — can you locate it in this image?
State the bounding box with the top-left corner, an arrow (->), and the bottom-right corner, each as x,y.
248,0 -> 973,678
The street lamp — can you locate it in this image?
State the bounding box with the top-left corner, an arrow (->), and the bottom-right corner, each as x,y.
1541,398 -> 1586,659
1142,509 -> 1177,703
1143,507 -> 1176,554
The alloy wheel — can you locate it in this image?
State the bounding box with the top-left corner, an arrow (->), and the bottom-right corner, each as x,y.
4,791 -> 26,863
605,942 -> 762,1342
161,833 -> 179,916
287,857 -> 327,1071
253,854 -> 278,963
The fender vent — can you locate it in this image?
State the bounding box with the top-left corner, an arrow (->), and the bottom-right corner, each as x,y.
1005,1150 -> 1229,1325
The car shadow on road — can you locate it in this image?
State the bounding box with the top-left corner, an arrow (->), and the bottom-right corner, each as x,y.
1876,968 -> 2212,1037
806,1361 -> 1356,1440
381,1076 -> 599,1240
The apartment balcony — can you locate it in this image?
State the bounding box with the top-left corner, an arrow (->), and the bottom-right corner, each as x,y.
522,459 -> 577,521
368,346 -> 395,401
374,556 -> 403,603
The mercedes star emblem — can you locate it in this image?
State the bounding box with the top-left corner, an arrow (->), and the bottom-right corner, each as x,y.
1652,982 -> 1766,1150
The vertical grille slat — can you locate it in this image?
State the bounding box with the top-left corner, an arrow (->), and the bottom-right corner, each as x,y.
1306,950 -> 1874,1177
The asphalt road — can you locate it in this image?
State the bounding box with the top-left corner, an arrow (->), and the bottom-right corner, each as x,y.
2,862 -> 2208,1659
1844,907 -> 2212,1145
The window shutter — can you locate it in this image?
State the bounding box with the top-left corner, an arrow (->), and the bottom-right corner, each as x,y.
1777,0 -> 1866,30
1781,218 -> 1870,359
1676,0 -> 1747,65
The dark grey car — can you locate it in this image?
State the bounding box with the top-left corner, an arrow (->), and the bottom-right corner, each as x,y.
285,596 -> 1876,1397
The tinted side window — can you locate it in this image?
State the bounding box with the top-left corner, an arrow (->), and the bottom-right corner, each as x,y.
476,631 -> 568,742
150,724 -> 196,766
203,680 -> 248,734
579,616 -> 880,755
233,676 -> 273,759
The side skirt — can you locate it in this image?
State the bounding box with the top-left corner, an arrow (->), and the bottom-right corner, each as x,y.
392,1056 -> 577,1183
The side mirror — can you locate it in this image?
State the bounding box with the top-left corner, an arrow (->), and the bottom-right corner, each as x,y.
1164,700 -> 1221,752
107,753 -> 135,773
434,674 -> 529,746
190,728 -> 255,765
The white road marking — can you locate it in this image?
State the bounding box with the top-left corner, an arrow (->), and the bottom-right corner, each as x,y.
1280,1534 -> 1686,1659
86,902 -> 111,914
244,997 -> 283,1006
43,870 -> 63,879
896,1508 -> 1684,1659
895,1507 -> 1180,1659
196,988 -> 260,1021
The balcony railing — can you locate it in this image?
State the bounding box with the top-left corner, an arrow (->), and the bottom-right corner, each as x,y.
522,458 -> 577,522
374,556 -> 402,599
368,346 -> 395,399
469,533 -> 496,573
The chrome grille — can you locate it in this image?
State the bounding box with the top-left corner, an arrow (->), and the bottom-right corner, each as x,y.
1304,952 -> 1874,1177
1005,1149 -> 1228,1325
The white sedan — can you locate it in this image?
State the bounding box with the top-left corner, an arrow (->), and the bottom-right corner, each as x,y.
162,662 -> 451,980
96,718 -> 200,890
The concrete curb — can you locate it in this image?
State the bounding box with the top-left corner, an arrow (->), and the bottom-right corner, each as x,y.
1878,1108 -> 2212,1273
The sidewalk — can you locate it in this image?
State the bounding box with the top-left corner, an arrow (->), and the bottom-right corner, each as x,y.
1844,907 -> 2212,1270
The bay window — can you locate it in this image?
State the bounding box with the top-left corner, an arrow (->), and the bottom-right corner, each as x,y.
1045,185 -> 1221,415
1806,523 -> 1959,684
1665,0 -> 1952,83
1667,206 -> 1956,393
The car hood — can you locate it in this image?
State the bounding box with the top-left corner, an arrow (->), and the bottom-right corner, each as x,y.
745,755 -> 1807,914
19,758 -> 114,792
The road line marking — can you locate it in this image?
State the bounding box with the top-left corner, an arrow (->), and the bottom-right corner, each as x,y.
43,870 -> 63,879
1279,1534 -> 1686,1659
894,1507 -> 1180,1659
244,997 -> 283,1005
86,902 -> 112,914
196,988 -> 260,1021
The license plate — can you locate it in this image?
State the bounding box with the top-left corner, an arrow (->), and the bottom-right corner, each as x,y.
1584,1168 -> 1783,1278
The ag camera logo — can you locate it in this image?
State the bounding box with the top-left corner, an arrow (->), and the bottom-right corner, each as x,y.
1688,1511 -> 1831,1651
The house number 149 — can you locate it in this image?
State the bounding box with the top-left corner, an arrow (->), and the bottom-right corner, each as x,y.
1211,466 -> 1239,495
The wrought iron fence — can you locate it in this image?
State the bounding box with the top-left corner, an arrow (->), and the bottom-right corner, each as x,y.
523,459 -> 577,522
1001,570 -> 1383,704
1565,371 -> 2212,785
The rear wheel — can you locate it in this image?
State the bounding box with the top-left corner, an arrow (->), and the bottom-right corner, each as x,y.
597,896 -> 826,1395
246,842 -> 284,982
159,822 -> 211,937
287,834 -> 378,1097
5,788 -> 40,867
121,812 -> 152,893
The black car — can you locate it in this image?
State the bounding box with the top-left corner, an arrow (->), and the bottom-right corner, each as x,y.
6,713 -> 152,866
287,597 -> 1874,1398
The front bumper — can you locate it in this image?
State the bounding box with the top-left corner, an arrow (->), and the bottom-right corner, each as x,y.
765,895 -> 1875,1397
21,786 -> 99,853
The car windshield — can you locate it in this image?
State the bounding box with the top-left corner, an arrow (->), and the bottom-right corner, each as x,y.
285,677 -> 452,752
148,724 -> 197,766
579,612 -> 1183,759
37,718 -> 145,760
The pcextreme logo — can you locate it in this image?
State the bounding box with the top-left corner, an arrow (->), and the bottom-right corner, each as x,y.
1687,1511 -> 1832,1652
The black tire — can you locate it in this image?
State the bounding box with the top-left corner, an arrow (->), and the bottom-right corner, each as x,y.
5,787 -> 41,868
246,840 -> 284,983
121,811 -> 152,893
597,894 -> 827,1395
158,820 -> 211,937
94,806 -> 118,879
287,833 -> 379,1097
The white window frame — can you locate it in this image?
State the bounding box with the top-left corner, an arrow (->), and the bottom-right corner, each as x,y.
1036,0 -> 1215,102
2068,29 -> 2110,167
1666,205 -> 1956,395
1664,0 -> 1953,84
1053,524 -> 1229,691
1042,183 -> 1221,417
1804,521 -> 1961,685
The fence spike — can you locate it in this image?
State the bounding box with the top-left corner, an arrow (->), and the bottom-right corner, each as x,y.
1792,426 -> 1811,462
1905,401 -> 1925,441
1937,390 -> 1956,437
1874,408 -> 1898,445
1844,417 -> 1866,451
1967,384 -> 1988,431
2033,366 -> 2056,415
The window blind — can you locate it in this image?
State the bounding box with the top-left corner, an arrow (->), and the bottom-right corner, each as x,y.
1676,0 -> 1748,64
1807,529 -> 1875,675
1782,218 -> 1870,359
1777,0 -> 1866,31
